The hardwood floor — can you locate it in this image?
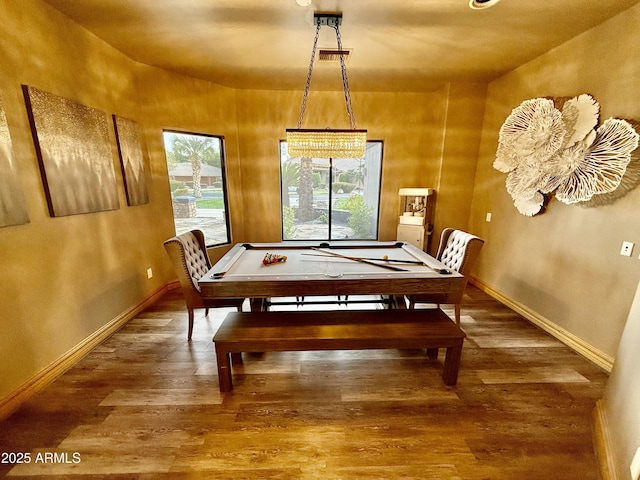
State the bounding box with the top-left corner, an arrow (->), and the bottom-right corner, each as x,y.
0,285 -> 608,479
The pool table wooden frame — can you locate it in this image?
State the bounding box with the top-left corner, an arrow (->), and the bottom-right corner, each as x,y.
199,241 -> 464,309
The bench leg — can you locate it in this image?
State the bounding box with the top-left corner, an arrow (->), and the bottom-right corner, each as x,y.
215,348 -> 233,392
426,348 -> 439,359
442,345 -> 462,386
231,352 -> 243,365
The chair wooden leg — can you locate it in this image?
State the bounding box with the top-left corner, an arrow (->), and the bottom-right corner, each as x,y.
454,303 -> 461,325
204,308 -> 210,316
187,309 -> 195,341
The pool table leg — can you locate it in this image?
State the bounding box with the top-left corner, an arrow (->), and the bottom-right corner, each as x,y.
384,295 -> 406,309
250,298 -> 267,311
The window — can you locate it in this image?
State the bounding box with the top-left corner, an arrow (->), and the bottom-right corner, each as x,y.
280,141 -> 383,241
163,130 -> 231,246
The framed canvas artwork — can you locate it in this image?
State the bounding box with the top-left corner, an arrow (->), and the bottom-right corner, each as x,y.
0,96 -> 30,227
113,115 -> 149,206
22,85 -> 119,217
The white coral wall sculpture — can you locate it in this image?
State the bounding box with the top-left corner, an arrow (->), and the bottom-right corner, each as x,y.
494,94 -> 639,216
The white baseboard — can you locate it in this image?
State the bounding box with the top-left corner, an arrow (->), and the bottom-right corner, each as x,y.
0,284 -> 170,421
593,400 -> 617,480
470,277 -> 614,372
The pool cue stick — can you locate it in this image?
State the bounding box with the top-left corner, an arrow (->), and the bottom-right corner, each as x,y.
302,252 -> 424,265
310,247 -> 408,272
302,252 -> 451,275
306,251 -> 450,274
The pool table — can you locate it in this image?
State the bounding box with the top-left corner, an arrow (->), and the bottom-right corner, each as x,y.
198,241 -> 464,309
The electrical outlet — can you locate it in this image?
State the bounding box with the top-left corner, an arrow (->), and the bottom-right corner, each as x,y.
631,447 -> 640,480
620,241 -> 634,257
486,212 -> 492,222
146,268 -> 153,279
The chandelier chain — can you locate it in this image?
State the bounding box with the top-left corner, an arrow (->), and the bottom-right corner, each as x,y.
296,21 -> 321,129
334,23 -> 358,130
296,17 -> 358,131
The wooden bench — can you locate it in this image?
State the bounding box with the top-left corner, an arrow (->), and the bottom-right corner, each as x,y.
213,309 -> 465,392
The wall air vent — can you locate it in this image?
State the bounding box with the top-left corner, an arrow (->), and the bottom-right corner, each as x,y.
318,49 -> 351,63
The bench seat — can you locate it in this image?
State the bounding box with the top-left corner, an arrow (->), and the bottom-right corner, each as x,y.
213,309 -> 465,392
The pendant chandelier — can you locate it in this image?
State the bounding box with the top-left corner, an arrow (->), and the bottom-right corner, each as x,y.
286,14 -> 367,159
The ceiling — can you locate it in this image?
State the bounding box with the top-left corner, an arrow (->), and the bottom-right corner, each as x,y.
42,0 -> 639,92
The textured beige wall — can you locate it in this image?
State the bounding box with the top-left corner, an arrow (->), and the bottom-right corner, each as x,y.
432,82 -> 487,254
0,0 -> 172,400
134,65 -> 244,264
470,5 -> 640,359
234,88 -> 470,244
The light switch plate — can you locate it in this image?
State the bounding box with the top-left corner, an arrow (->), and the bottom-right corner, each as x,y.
621,241 -> 634,257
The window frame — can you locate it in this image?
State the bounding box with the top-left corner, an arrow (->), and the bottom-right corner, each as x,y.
279,140 -> 384,242
162,129 -> 232,247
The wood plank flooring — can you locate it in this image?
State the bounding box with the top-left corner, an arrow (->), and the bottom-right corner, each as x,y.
0,286 -> 608,479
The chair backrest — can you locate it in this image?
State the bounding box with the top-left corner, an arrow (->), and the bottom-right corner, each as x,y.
163,230 -> 211,308
436,228 -> 484,277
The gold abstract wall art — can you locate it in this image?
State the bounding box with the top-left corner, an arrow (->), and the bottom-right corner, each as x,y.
22,85 -> 119,217
113,115 -> 149,207
0,96 -> 30,228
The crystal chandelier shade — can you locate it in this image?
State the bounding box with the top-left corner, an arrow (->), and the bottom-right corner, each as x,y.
286,129 -> 367,158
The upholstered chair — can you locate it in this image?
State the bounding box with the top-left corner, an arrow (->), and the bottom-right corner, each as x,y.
406,228 -> 484,325
163,230 -> 244,340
